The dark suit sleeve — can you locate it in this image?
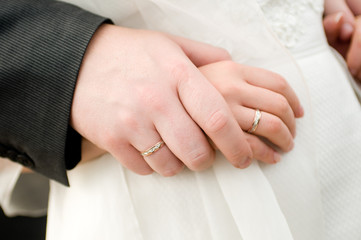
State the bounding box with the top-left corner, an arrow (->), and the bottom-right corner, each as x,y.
0,0 -> 110,185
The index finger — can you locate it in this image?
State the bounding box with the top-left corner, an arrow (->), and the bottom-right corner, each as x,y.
177,63 -> 252,168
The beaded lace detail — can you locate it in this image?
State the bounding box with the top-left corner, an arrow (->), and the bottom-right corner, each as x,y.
257,0 -> 324,48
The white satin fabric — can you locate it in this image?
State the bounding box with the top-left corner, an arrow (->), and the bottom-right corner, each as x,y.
3,0 -> 361,239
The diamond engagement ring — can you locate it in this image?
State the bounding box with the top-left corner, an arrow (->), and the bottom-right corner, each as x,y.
141,141 -> 165,157
248,109 -> 261,133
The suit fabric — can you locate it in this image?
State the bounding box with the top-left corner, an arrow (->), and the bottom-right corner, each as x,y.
0,0 -> 108,185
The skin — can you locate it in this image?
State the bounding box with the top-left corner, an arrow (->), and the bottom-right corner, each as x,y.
79,60 -> 304,172
22,1 -> 361,176
22,16 -> 308,175
70,24 -> 254,177
199,61 -> 303,156
324,0 -> 361,80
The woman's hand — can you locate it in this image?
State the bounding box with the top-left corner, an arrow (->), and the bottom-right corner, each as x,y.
199,61 -> 304,165
323,0 -> 361,80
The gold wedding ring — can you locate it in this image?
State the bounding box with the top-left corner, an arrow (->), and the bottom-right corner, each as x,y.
141,141 -> 165,157
248,109 -> 261,133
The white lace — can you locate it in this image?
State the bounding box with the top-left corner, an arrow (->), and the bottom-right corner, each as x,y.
257,0 -> 324,48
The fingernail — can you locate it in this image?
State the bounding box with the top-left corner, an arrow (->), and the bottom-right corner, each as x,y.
288,141 -> 295,151
239,157 -> 252,168
297,105 -> 304,117
274,152 -> 281,163
334,12 -> 343,24
341,23 -> 354,40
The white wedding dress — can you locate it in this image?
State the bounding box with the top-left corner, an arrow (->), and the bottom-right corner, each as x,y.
2,0 -> 361,239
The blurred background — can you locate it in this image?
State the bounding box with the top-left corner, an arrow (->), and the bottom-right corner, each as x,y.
0,207 -> 46,240
1,172 -> 48,240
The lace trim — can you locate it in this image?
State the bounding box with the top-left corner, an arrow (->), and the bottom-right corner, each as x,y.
258,0 -> 324,48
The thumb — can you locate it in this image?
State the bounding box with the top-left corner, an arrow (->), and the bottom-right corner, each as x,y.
324,0 -> 355,41
167,34 -> 232,67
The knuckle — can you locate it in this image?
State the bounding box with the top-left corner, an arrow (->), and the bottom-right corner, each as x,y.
103,112 -> 137,149
277,95 -> 290,113
137,86 -> 168,114
102,132 -> 122,151
220,83 -> 243,99
268,116 -> 283,134
256,143 -> 271,160
146,31 -> 168,44
219,60 -> 238,72
170,61 -> 191,83
216,48 -> 232,60
273,73 -> 288,91
118,111 -> 139,132
227,143 -> 250,166
224,141 -> 249,168
148,95 -> 168,113
204,110 -> 229,134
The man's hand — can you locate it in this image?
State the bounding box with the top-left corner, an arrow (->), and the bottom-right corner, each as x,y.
70,24 -> 253,176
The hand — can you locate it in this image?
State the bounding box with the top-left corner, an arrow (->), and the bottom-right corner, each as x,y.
71,24 -> 253,177
199,61 -> 304,164
323,0 -> 361,80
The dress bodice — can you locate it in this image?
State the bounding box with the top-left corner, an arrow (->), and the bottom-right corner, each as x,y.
255,0 -> 327,60
61,0 -> 326,56
258,0 -> 324,47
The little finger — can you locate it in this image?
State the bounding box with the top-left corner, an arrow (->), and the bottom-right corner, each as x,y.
245,133 -> 281,164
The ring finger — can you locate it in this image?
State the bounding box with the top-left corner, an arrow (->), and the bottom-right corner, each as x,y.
131,128 -> 184,177
233,106 -> 294,152
238,85 -> 297,137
